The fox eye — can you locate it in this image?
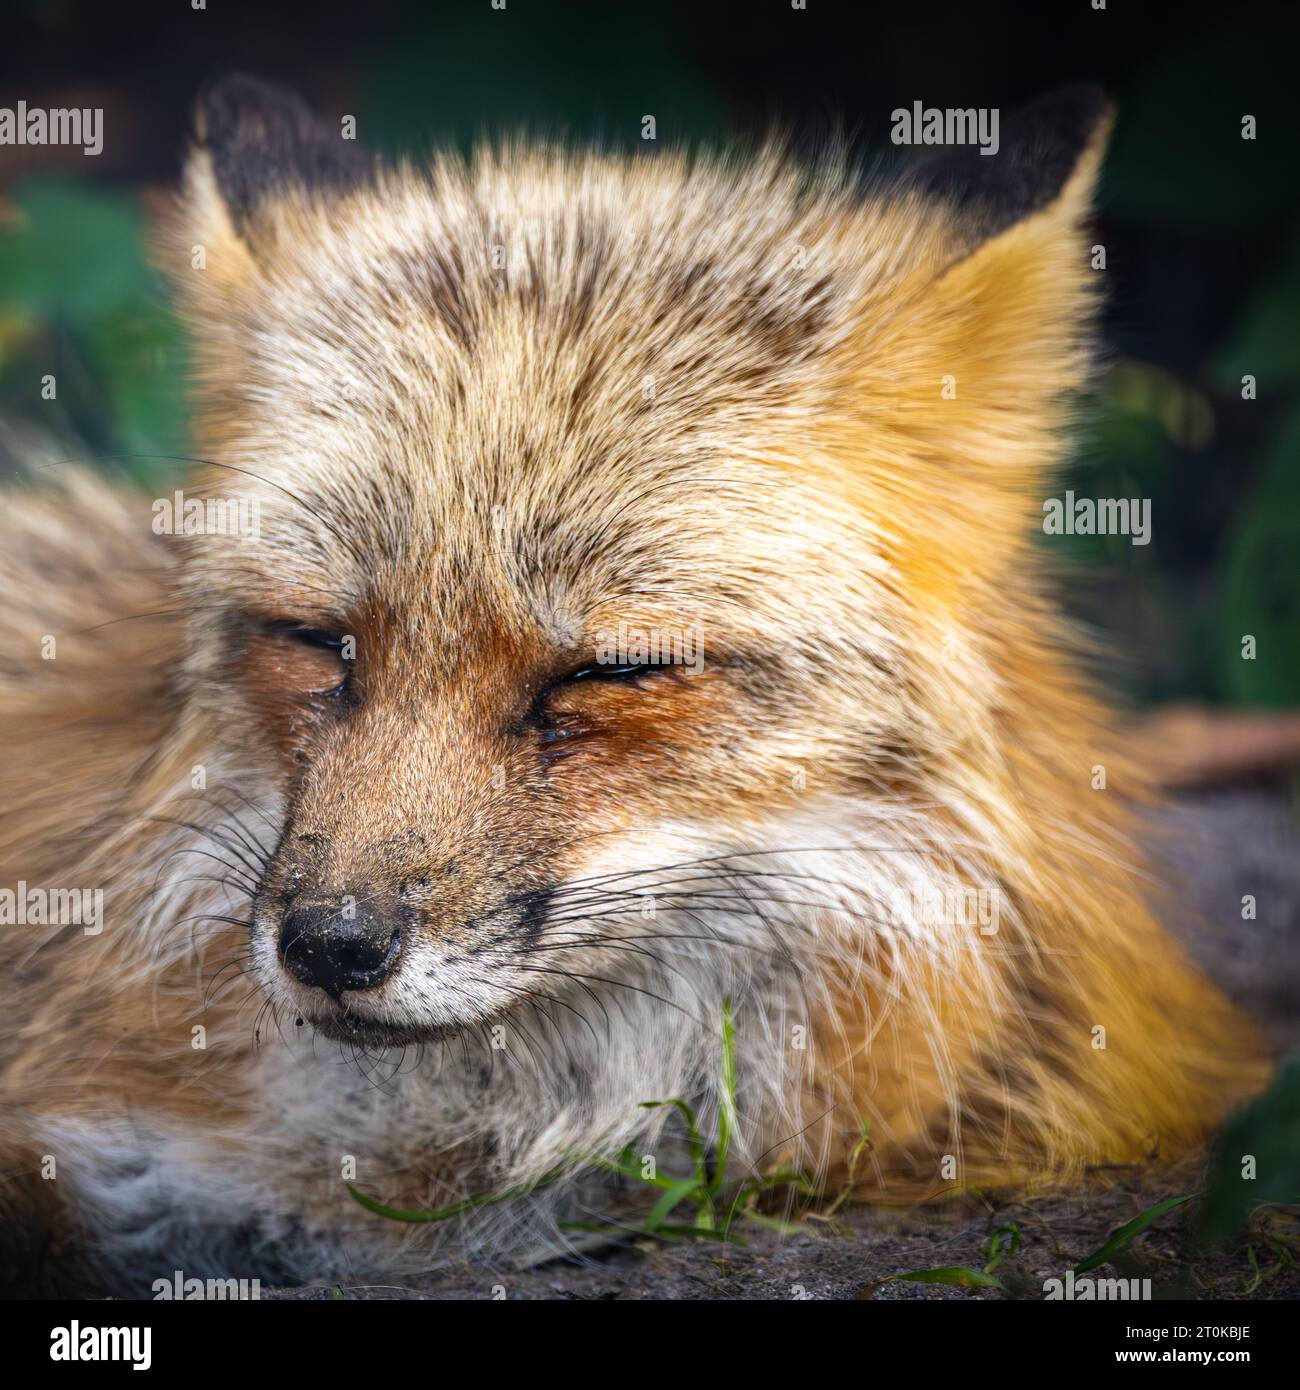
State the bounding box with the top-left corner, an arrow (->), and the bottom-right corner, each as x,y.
529,660 -> 664,728
564,662 -> 659,683
276,625 -> 345,652
251,618 -> 351,696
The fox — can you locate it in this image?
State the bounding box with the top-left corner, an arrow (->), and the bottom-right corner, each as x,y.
0,77 -> 1270,1297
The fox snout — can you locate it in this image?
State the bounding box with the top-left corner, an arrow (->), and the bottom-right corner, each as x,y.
252,763 -> 566,1040
278,895 -> 403,997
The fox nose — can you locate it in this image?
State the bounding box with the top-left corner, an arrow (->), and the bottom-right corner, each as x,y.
277,898 -> 401,996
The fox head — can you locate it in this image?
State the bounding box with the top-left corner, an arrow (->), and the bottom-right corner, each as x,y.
171,76 -> 1111,1050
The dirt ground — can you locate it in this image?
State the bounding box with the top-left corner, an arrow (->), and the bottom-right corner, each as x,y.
266,788 -> 1300,1301
263,1183 -> 1300,1300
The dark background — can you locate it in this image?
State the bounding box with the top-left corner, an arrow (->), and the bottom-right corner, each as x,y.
0,0 -> 1297,708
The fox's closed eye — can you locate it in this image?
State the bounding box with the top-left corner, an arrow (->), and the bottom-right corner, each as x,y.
259,619 -> 346,651
528,659 -> 671,731
273,628 -> 346,653
563,662 -> 662,683
250,618 -> 351,696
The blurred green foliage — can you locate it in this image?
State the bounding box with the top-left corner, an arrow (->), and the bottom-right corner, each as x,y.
0,180 -> 187,476
1054,237 -> 1300,709
1055,6 -> 1300,709
1195,1054 -> 1300,1249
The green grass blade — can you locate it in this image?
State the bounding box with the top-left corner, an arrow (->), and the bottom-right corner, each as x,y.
640,1098 -> 706,1183
984,1221 -> 1021,1272
645,1175 -> 705,1233
862,1266 -> 1007,1299
739,1208 -> 807,1235
348,1170 -> 562,1225
641,1096 -> 712,1225
1073,1191 -> 1201,1274
585,1150 -> 677,1190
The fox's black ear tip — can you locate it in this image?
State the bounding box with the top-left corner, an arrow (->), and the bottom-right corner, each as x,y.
900,84 -> 1115,246
1033,82 -> 1112,117
193,73 -> 325,150
191,73 -> 370,227
1021,82 -> 1115,147
195,72 -> 274,108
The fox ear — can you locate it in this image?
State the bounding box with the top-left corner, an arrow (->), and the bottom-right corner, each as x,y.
840,87 -> 1114,599
900,84 -> 1113,256
180,75 -> 371,292
192,74 -> 370,229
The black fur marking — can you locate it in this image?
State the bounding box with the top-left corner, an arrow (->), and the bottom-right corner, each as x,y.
197,73 -> 373,227
901,84 -> 1111,247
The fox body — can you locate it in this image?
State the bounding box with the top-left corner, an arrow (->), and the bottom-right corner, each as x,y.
0,81 -> 1266,1295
